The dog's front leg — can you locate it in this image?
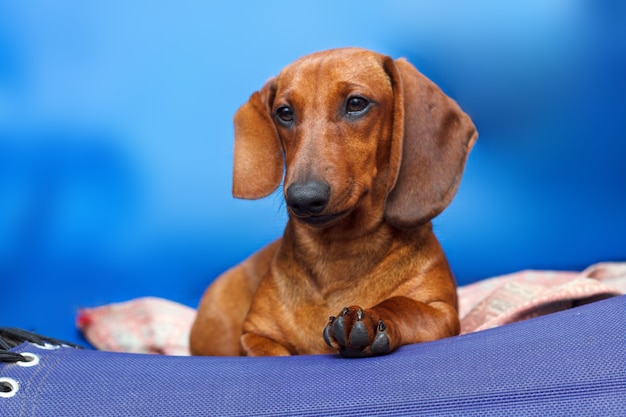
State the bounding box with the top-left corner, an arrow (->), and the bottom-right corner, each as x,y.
240,333 -> 292,356
323,296 -> 459,358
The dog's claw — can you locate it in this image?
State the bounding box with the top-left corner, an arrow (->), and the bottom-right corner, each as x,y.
377,320 -> 386,332
341,307 -> 349,316
371,320 -> 390,354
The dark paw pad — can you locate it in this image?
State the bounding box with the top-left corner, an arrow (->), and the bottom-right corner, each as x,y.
323,306 -> 391,357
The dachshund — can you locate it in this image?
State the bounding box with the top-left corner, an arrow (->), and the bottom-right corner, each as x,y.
190,47 -> 477,357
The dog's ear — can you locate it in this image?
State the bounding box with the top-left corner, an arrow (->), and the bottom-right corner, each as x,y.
232,78 -> 283,199
383,58 -> 477,229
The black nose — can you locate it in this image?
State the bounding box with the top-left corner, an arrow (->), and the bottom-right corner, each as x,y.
286,181 -> 331,216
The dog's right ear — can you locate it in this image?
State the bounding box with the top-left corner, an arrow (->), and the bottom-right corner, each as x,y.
232,78 -> 283,199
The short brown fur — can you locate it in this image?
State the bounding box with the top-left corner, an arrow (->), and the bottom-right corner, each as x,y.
190,48 -> 477,357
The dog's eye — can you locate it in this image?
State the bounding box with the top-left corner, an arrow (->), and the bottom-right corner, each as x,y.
276,106 -> 294,124
346,96 -> 369,114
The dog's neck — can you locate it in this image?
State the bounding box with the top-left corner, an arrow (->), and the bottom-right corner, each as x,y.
281,215 -> 432,290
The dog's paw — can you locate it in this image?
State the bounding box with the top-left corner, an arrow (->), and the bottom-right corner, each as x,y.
323,306 -> 391,358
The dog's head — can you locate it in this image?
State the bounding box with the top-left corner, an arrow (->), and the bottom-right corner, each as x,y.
232,48 -> 477,229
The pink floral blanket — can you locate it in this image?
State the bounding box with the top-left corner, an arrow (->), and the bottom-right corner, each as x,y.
77,262 -> 626,355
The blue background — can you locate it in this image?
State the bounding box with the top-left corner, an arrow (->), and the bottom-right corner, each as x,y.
1,1 -> 625,345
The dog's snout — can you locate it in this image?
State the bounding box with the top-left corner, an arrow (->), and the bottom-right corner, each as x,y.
286,181 -> 331,216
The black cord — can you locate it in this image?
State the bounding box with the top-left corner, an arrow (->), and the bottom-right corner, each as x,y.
0,328 -> 83,363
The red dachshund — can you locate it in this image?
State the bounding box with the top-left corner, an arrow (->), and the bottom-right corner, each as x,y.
190,48 -> 477,357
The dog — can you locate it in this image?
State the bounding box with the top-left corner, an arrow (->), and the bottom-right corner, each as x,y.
190,48 -> 477,357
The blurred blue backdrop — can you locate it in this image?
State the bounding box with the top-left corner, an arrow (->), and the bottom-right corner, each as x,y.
1,1 -> 625,344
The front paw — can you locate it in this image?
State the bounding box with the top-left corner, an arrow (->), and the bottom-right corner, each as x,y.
323,306 -> 391,358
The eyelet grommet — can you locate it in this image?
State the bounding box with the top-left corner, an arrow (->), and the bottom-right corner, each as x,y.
0,377 -> 19,398
33,343 -> 61,350
16,352 -> 39,367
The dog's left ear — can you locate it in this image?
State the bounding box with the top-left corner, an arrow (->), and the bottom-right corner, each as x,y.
232,78 -> 284,199
383,58 -> 478,229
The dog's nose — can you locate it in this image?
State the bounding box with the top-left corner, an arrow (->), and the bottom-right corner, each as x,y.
286,181 -> 330,216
